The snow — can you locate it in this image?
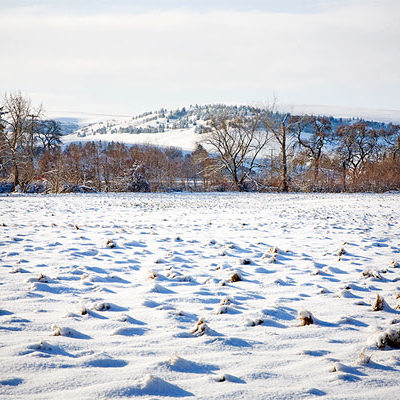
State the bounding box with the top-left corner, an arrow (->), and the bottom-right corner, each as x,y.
61,110 -> 205,152
60,104 -> 400,154
1,192 -> 400,399
63,126 -> 202,152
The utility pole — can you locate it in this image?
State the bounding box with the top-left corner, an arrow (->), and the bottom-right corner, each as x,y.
28,113 -> 39,164
270,148 -> 274,181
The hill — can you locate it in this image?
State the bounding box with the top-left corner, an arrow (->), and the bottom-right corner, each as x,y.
61,104 -> 397,151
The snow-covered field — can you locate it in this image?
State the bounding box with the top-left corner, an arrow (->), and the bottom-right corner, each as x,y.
1,193 -> 400,400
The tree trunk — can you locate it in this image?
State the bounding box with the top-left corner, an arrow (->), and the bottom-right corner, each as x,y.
342,162 -> 346,192
313,158 -> 319,184
13,163 -> 19,189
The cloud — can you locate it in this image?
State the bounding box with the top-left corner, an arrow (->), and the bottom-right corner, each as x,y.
0,0 -> 399,114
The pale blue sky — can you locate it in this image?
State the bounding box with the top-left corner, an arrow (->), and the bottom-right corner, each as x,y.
1,0 -> 399,117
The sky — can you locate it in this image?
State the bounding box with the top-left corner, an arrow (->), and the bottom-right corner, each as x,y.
0,0 -> 399,118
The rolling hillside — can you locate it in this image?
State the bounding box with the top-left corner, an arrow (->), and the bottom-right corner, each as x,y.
62,104 -> 399,152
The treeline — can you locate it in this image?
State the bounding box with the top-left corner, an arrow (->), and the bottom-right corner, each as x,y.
0,92 -> 399,193
203,111 -> 400,192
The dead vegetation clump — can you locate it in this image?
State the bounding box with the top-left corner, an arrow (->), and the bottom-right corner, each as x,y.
262,247 -> 278,263
220,297 -> 232,306
371,294 -> 385,311
395,295 -> 400,310
230,271 -> 242,282
106,239 -> 116,248
51,325 -> 71,336
330,362 -> 346,373
240,258 -> 252,265
269,247 -> 279,255
148,270 -> 158,279
191,317 -> 208,336
28,340 -> 52,352
51,325 -> 62,336
80,305 -> 88,316
93,302 -> 111,311
357,350 -> 371,364
336,247 -> 346,260
246,318 -> 264,327
37,273 -> 48,283
298,310 -> 314,326
216,306 -> 228,315
375,326 -> 400,349
362,269 -> 382,280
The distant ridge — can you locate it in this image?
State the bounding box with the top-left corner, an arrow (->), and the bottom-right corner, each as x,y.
61,103 -> 399,151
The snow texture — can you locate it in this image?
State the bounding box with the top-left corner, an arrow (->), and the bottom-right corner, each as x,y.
0,192 -> 400,399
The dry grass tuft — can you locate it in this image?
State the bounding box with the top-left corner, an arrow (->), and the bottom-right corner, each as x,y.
298,310 -> 314,326
51,325 -> 62,336
191,317 -> 208,336
93,302 -> 111,311
336,247 -> 346,256
247,318 -> 264,326
230,271 -> 242,282
37,273 -> 48,283
216,306 -> 228,315
148,270 -> 158,279
372,294 -> 385,311
80,305 -> 88,316
106,239 -> 116,248
219,297 -> 232,306
358,350 -> 371,364
262,247 -> 278,262
376,326 -> 400,349
362,269 -> 382,280
269,247 -> 279,255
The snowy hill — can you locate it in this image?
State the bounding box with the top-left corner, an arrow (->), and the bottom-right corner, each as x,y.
62,104 -> 400,151
62,105 -> 213,151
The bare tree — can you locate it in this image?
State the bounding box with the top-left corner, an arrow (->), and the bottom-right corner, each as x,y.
38,148 -> 66,193
36,120 -> 62,152
203,112 -> 269,191
0,107 -> 8,178
335,122 -> 379,189
292,115 -> 333,185
0,92 -> 41,189
191,144 -> 223,189
262,111 -> 299,192
381,124 -> 400,160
